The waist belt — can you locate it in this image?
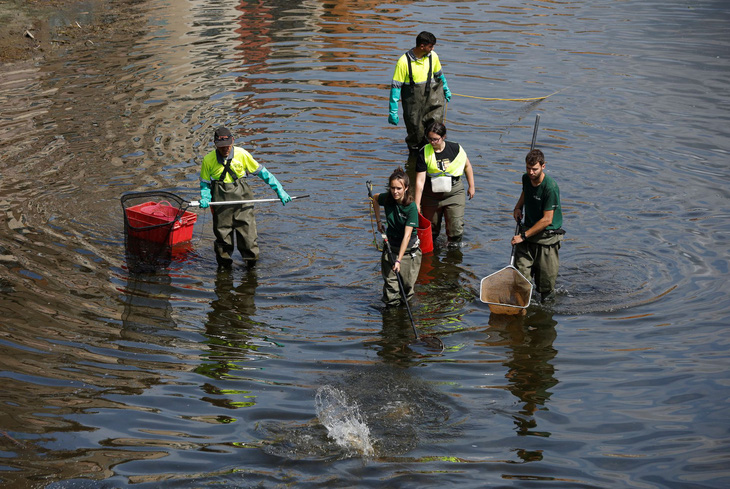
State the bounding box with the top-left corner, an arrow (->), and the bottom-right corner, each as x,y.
383,243 -> 420,257
542,228 -> 566,237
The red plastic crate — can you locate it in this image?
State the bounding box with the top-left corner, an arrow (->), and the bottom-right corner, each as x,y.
125,201 -> 197,245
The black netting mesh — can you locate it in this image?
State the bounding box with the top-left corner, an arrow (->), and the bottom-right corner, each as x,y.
121,191 -> 193,271
121,191 -> 188,232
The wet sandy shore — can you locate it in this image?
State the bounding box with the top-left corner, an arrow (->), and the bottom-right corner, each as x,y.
0,0 -> 137,64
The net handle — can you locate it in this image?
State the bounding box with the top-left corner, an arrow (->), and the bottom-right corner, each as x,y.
511,114 -> 540,266
188,194 -> 310,207
381,233 -> 420,341
509,221 -> 520,266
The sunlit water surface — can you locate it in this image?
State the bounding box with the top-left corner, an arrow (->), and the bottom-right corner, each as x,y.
1,0 -> 729,487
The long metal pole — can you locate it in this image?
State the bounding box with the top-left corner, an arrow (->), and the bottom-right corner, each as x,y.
189,194 -> 310,207
511,114 -> 541,266
381,234 -> 420,341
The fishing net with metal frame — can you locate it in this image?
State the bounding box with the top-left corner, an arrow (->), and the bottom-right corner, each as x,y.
480,265 -> 532,315
120,191 -> 195,271
479,114 -> 542,315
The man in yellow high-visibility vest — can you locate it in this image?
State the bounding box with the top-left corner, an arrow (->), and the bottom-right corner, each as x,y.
388,31 -> 452,153
199,127 -> 291,269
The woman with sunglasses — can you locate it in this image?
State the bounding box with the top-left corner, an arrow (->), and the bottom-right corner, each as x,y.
415,121 -> 476,248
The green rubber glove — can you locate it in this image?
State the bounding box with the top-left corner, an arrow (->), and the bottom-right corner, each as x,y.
258,166 -> 291,205
388,86 -> 400,125
441,74 -> 452,102
199,181 -> 211,208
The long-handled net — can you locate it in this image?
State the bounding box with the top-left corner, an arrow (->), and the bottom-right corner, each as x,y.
479,114 -> 541,315
121,191 -> 191,240
365,181 -> 382,251
381,234 -> 444,352
479,223 -> 533,315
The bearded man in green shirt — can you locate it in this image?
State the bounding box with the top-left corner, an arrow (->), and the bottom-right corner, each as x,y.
511,149 -> 565,303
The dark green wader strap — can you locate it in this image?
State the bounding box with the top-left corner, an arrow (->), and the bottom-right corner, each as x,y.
218,157 -> 239,184
407,53 -> 433,148
212,155 -> 243,205
407,53 -> 433,97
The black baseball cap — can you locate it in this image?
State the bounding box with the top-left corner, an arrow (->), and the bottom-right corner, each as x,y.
214,127 -> 234,147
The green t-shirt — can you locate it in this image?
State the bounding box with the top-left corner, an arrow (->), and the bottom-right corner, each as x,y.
377,193 -> 419,247
522,173 -> 562,230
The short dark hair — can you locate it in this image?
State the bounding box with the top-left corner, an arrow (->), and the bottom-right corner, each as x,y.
416,31 -> 437,47
526,148 -> 545,166
426,121 -> 447,138
386,166 -> 414,206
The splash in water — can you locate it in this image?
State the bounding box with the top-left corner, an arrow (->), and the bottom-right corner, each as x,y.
315,385 -> 374,457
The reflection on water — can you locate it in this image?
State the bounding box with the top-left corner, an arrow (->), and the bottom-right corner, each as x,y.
1,0 -> 730,487
488,311 -> 558,443
195,269 -> 265,396
416,248 -> 478,336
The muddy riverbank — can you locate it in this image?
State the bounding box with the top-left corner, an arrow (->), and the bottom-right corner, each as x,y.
0,0 -> 140,64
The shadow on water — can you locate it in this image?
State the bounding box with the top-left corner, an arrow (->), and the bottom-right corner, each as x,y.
122,239 -> 181,341
367,247 -> 474,363
121,237 -> 198,342
416,247 -> 478,335
376,306 -> 426,363
121,237 -> 200,360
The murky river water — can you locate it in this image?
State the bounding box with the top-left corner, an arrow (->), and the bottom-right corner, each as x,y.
1,0 -> 729,487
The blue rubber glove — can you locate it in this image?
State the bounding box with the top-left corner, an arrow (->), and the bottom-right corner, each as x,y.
441,74 -> 452,102
258,166 -> 292,205
199,181 -> 211,208
388,86 -> 400,125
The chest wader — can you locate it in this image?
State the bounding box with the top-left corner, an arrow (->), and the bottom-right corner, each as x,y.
421,177 -> 466,243
402,55 -> 446,150
381,244 -> 422,307
514,231 -> 564,296
211,160 -> 259,266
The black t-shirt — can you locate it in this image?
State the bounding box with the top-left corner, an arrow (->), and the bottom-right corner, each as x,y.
416,140 -> 461,173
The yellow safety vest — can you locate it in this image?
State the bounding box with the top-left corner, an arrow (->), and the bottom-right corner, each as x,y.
424,143 -> 467,178
200,147 -> 260,183
392,50 -> 443,87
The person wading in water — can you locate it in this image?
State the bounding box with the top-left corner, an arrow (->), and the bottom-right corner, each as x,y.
388,31 -> 452,154
371,167 -> 422,306
198,126 -> 291,269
